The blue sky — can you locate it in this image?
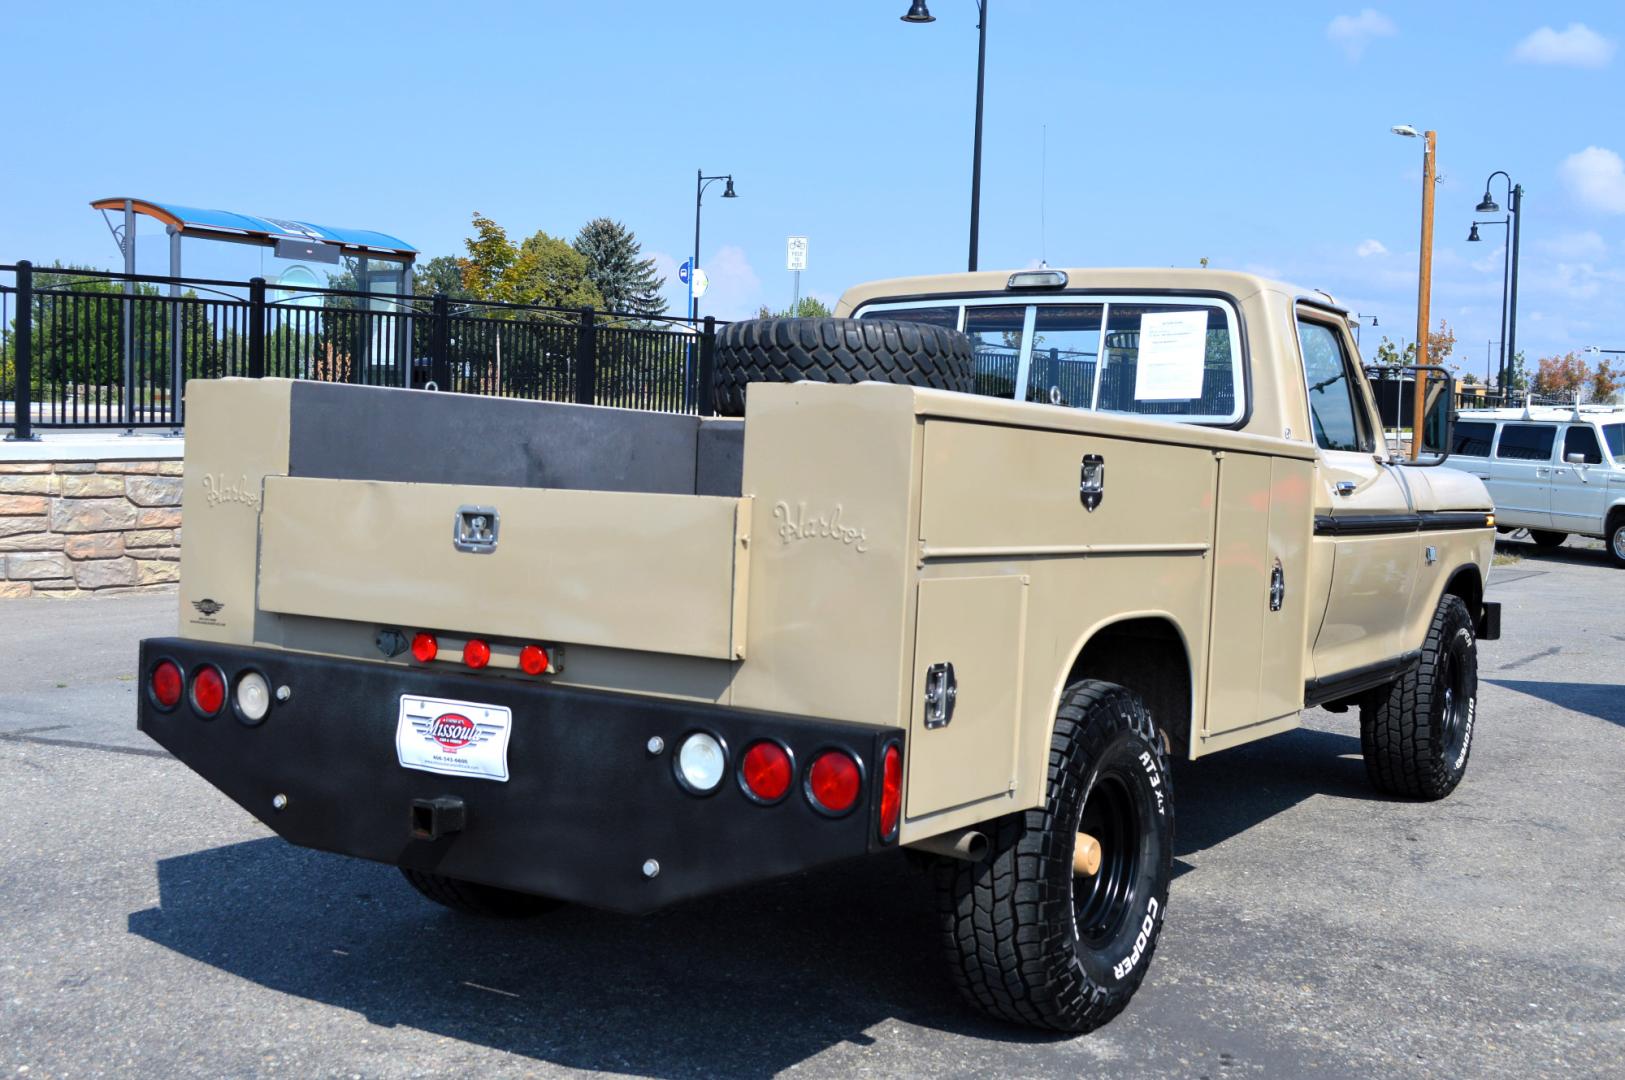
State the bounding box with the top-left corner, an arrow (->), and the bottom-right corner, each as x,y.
3,2 -> 1622,374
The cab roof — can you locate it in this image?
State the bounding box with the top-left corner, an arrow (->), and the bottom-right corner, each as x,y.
833,267 -> 1336,317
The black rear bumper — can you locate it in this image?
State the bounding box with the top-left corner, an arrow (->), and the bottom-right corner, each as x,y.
138,638 -> 902,913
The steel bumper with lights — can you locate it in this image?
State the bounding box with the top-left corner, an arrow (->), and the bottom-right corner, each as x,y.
137,637 -> 904,914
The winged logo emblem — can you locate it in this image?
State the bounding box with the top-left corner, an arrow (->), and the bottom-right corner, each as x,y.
191,598 -> 225,617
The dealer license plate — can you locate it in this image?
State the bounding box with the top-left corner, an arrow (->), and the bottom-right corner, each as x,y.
396,695 -> 512,782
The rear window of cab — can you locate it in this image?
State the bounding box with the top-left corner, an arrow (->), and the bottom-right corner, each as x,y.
855,295 -> 1246,426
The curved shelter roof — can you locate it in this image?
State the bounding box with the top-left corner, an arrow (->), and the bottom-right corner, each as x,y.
90,197 -> 416,261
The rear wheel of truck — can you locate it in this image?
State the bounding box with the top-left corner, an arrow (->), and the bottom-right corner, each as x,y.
711,316 -> 974,417
933,680 -> 1173,1032
1359,594 -> 1478,800
399,868 -> 561,918
1528,529 -> 1567,549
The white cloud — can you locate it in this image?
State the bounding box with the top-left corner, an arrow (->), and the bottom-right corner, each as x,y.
1540,230 -> 1607,260
701,245 -> 763,321
1327,10 -> 1396,61
1356,239 -> 1388,258
1560,146 -> 1625,213
1512,24 -> 1615,68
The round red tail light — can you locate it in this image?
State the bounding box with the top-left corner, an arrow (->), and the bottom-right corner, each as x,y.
740,741 -> 793,803
519,644 -> 550,675
150,660 -> 183,710
462,638 -> 491,669
806,749 -> 862,816
878,743 -> 902,840
190,665 -> 226,717
410,633 -> 438,663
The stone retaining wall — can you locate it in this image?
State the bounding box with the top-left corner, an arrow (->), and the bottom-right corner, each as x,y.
0,460 -> 183,598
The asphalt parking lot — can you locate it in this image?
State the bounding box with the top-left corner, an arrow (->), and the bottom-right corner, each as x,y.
1,536 -> 1621,1079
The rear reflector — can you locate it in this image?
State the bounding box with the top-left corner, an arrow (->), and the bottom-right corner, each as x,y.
519,644 -> 550,676
190,665 -> 225,717
806,749 -> 862,816
462,638 -> 491,669
411,633 -> 438,663
740,741 -> 793,803
879,743 -> 902,840
150,660 -> 183,709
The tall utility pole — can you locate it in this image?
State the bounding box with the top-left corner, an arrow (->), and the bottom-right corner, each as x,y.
1411,129 -> 1436,460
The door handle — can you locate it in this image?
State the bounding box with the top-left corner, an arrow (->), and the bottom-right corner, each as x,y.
1335,480 -> 1357,497
1535,468 -> 1549,477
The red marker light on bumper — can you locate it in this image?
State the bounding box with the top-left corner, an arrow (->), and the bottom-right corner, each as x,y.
806,750 -> 862,815
190,665 -> 225,717
740,741 -> 793,803
411,633 -> 438,663
879,743 -> 902,840
519,644 -> 550,675
150,660 -> 183,709
462,638 -> 491,669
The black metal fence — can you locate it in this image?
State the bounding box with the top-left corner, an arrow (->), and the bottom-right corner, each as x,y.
1,261 -> 716,437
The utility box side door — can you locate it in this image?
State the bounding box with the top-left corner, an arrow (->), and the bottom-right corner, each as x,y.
905,574 -> 1027,821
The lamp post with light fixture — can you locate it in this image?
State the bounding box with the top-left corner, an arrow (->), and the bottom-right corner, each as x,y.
902,0 -> 988,272
692,170 -> 737,324
1353,313 -> 1378,348
1471,172 -> 1522,394
1392,124 -> 1436,458
1465,214 -> 1509,400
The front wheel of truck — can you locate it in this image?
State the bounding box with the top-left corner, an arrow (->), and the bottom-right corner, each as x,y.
1359,594 -> 1478,800
399,868 -> 562,918
933,680 -> 1173,1032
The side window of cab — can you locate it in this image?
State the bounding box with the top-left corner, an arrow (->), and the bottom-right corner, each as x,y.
1296,317 -> 1373,453
1452,421 -> 1496,457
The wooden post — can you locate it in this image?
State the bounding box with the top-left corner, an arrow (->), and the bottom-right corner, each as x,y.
1412,129 -> 1436,460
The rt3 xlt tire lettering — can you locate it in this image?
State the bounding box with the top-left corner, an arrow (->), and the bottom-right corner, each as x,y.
933,680 -> 1174,1032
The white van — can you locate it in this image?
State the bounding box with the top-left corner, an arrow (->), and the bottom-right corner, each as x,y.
1447,405 -> 1625,566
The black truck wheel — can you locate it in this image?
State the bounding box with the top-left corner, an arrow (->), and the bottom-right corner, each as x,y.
400,868 -> 561,918
1528,529 -> 1567,549
933,681 -> 1173,1032
1360,594 -> 1478,800
711,316 -> 974,417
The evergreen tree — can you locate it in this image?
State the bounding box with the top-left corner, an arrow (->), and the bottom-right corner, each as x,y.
573,217 -> 668,316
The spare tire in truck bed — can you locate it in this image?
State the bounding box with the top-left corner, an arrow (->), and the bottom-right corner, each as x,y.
711,316 -> 975,417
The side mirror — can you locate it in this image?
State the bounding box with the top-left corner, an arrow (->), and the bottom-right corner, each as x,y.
1417,368 -> 1454,460
1565,452 -> 1588,466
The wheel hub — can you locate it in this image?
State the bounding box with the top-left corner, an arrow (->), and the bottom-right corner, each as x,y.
1073,774 -> 1142,946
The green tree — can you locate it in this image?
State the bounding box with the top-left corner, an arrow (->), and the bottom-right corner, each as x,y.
1374,336 -> 1414,366
753,297 -> 833,320
574,218 -> 667,316
505,230 -> 604,310
460,213 -> 518,299
414,254 -> 469,300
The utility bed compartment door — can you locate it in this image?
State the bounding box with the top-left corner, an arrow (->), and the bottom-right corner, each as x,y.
906,574 -> 1026,820
257,477 -> 751,661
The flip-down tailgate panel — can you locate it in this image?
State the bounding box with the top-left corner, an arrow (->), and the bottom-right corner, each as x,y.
258,476 -> 751,660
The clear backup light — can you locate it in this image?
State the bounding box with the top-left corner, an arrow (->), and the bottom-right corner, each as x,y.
676,731 -> 727,795
234,671 -> 271,725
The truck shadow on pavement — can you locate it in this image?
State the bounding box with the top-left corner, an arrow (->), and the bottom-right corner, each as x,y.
1485,678 -> 1624,728
127,723 -> 1378,1076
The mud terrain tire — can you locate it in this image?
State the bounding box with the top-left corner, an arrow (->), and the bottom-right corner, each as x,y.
1360,594 -> 1478,800
400,868 -> 561,918
711,316 -> 974,417
933,680 -> 1174,1032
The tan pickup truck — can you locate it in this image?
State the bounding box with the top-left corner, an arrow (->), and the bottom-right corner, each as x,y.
139,267 -> 1499,1033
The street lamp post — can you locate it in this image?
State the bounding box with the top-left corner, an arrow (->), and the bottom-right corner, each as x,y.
692,170 -> 737,324
1354,313 -> 1378,348
1465,215 -> 1510,402
1475,173 -> 1523,395
902,1 -> 988,272
1392,124 -> 1436,459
